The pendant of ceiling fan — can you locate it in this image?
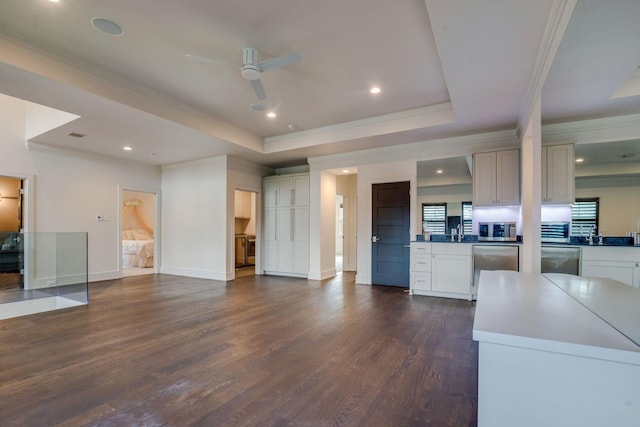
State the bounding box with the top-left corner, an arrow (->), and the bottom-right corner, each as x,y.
186,47 -> 301,100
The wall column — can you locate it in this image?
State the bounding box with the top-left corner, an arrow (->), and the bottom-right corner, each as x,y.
308,168 -> 336,280
521,97 -> 542,274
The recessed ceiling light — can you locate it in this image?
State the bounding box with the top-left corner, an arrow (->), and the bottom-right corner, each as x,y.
123,146 -> 132,151
575,158 -> 584,163
266,112 -> 277,119
92,17 -> 123,36
436,169 -> 443,174
370,87 -> 381,94
48,0 -> 60,3
342,169 -> 350,174
287,124 -> 296,130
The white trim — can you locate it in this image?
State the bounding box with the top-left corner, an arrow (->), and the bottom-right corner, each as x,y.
118,186 -> 161,277
542,113 -> 640,145
160,266 -> 227,281
265,103 -> 456,153
308,129 -> 518,170
308,268 -> 337,281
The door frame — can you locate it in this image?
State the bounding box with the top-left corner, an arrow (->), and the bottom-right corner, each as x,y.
118,185 -> 160,275
1,171 -> 34,288
371,180 -> 411,287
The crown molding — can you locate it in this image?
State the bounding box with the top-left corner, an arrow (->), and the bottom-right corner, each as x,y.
542,113 -> 640,145
308,128 -> 518,170
264,102 -> 455,153
26,140 -> 160,170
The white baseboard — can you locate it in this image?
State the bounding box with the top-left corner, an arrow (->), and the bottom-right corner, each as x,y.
308,268 -> 337,281
160,266 -> 227,281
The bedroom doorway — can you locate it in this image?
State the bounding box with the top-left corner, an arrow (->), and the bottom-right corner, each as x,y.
122,190 -> 156,277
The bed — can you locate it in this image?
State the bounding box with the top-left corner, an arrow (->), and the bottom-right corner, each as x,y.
122,229 -> 154,268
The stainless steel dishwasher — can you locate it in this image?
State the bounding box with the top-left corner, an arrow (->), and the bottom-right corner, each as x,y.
541,246 -> 581,275
472,244 -> 520,291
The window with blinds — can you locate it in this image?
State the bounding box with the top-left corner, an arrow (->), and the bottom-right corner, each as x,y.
571,198 -> 599,235
462,201 -> 473,234
422,203 -> 447,234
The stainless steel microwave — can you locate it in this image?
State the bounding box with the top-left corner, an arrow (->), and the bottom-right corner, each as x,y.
478,222 -> 517,241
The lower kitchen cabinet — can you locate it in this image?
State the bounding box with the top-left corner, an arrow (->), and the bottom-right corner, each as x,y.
410,242 -> 432,293
581,246 -> 640,288
411,242 -> 472,300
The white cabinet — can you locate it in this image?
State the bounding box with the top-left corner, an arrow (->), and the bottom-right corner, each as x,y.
410,242 -> 432,293
473,150 -> 520,206
263,173 -> 310,277
411,243 -> 472,300
542,144 -> 574,204
581,246 -> 640,288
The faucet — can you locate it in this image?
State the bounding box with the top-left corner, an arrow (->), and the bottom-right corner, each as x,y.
588,225 -> 596,245
457,224 -> 464,242
598,231 -> 603,245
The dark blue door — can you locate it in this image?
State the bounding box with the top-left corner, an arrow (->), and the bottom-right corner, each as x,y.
371,181 -> 410,287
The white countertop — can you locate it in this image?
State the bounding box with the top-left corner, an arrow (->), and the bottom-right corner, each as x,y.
473,271 -> 640,364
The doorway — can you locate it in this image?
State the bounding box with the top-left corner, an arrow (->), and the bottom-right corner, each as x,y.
234,190 -> 257,278
0,176 -> 24,292
336,194 -> 344,272
121,190 -> 156,277
371,181 -> 410,287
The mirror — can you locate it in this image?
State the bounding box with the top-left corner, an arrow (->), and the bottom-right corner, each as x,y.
574,140 -> 640,236
417,157 -> 472,234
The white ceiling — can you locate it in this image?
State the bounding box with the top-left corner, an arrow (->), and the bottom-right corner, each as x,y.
1,0 -> 639,168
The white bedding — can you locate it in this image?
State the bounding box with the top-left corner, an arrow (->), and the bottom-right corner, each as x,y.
122,239 -> 154,268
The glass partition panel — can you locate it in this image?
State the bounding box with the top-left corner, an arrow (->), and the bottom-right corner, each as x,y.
0,232 -> 88,320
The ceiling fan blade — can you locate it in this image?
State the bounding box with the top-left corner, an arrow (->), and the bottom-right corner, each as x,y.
251,79 -> 267,100
257,52 -> 301,72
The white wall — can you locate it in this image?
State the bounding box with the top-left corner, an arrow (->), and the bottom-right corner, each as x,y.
0,94 -> 162,282
576,175 -> 640,235
161,156 -> 228,280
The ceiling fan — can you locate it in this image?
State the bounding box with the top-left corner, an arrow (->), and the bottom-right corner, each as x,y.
186,47 -> 301,100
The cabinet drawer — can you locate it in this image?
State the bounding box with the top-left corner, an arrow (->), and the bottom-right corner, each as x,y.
411,242 -> 432,254
411,272 -> 431,291
411,254 -> 431,272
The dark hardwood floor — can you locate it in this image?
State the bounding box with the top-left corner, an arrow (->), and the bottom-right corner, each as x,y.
0,272 -> 478,426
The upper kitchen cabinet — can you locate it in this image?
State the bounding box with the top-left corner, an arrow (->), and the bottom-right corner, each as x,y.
234,190 -> 252,219
473,150 -> 520,206
542,144 -> 575,204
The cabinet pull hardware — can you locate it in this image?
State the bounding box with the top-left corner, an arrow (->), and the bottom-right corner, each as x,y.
291,189 -> 295,205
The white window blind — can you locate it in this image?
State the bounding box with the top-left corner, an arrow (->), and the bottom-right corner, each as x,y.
462,201 -> 473,234
571,198 -> 599,235
422,203 -> 447,234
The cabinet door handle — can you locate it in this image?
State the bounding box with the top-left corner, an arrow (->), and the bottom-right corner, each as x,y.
291,209 -> 294,241
291,189 -> 295,205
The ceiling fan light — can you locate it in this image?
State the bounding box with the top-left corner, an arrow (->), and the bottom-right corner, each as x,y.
241,66 -> 260,80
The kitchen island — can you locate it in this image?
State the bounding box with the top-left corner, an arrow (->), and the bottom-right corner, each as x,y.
473,271 -> 640,427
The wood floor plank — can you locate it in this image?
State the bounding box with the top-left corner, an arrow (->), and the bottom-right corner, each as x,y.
0,272 -> 477,426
